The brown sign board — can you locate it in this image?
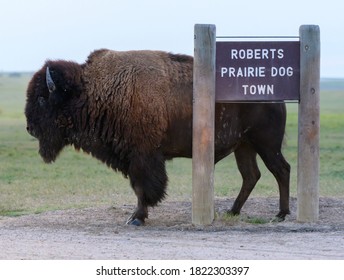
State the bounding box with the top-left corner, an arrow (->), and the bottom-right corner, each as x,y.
216,41 -> 300,102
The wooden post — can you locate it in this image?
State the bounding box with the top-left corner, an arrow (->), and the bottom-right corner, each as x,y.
192,24 -> 216,225
297,25 -> 320,222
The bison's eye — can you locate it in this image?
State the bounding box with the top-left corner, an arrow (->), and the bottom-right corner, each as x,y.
38,96 -> 46,107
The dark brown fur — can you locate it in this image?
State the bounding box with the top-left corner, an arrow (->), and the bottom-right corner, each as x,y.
25,49 -> 290,225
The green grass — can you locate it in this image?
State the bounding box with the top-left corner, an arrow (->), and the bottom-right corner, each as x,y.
0,74 -> 343,216
217,212 -> 270,225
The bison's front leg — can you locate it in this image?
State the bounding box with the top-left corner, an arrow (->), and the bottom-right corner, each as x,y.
126,185 -> 148,226
126,152 -> 168,226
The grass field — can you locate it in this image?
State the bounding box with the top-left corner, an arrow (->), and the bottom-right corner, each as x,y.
0,74 -> 343,216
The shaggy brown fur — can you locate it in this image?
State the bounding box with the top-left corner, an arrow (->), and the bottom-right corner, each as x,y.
25,49 -> 290,225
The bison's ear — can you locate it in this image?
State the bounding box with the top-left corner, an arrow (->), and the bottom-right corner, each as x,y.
45,62 -> 82,107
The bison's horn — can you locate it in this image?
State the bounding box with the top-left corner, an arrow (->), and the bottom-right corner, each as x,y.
46,67 -> 56,93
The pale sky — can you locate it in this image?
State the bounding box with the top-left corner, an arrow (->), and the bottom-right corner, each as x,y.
0,0 -> 343,77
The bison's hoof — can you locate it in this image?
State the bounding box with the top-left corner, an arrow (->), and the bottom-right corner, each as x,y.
270,216 -> 284,223
226,210 -> 240,216
276,216 -> 285,222
126,217 -> 144,226
275,210 -> 290,222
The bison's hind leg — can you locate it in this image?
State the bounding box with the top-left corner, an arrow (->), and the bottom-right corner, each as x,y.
229,143 -> 261,216
127,152 -> 168,226
255,145 -> 291,221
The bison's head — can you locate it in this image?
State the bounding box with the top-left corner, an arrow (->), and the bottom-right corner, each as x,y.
25,61 -> 83,163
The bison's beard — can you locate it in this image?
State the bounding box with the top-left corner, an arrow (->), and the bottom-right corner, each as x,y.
38,136 -> 65,163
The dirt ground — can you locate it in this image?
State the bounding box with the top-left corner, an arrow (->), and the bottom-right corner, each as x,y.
0,197 -> 343,260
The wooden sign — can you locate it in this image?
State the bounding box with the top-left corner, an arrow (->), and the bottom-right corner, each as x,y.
193,25 -> 319,225
216,41 -> 300,102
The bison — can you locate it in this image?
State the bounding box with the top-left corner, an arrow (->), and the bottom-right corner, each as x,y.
25,49 -> 290,226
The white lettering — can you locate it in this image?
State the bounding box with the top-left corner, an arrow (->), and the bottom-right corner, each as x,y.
257,84 -> 266,95
258,67 -> 265,77
239,49 -> 246,59
242,85 -> 249,95
231,49 -> 238,59
257,84 -> 274,95
271,67 -> 278,77
262,49 -> 269,59
287,67 -> 293,76
247,49 -> 253,59
271,67 -> 294,77
242,84 -> 274,95
247,67 -> 254,77
254,49 -> 261,59
221,67 -> 266,78
278,49 -> 284,59
230,48 -> 284,60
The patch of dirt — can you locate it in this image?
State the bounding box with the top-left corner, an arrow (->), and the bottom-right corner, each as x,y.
0,197 -> 343,259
